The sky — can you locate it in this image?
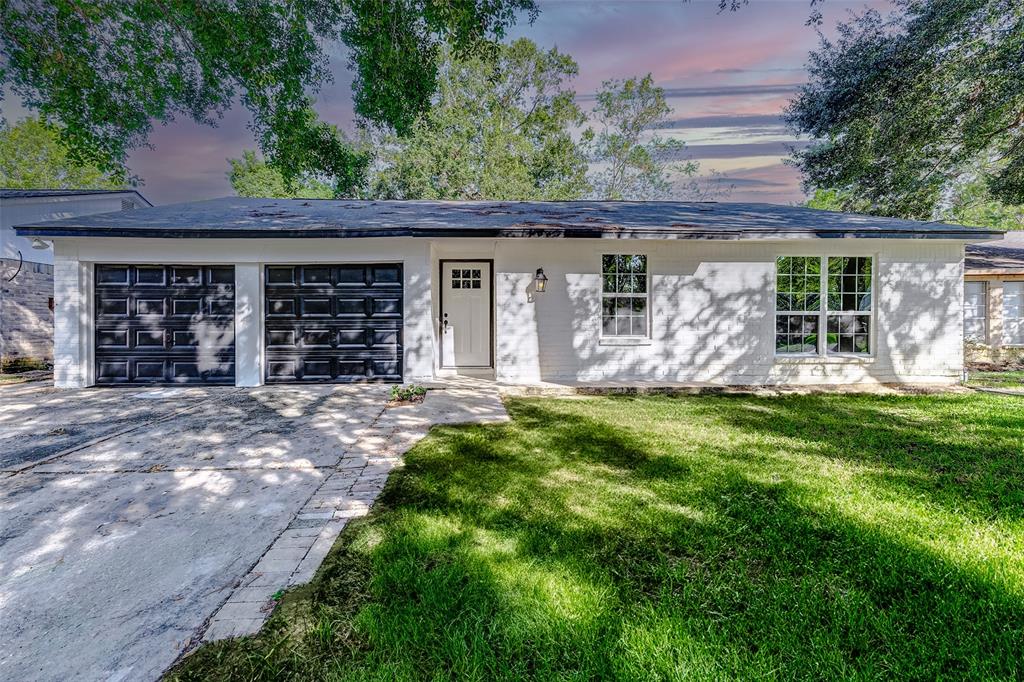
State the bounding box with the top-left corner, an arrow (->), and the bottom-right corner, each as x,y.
3,0 -> 888,206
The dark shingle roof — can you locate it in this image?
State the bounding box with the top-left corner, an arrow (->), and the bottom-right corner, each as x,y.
14,196 -> 1000,240
1,188 -> 151,204
966,241 -> 1024,273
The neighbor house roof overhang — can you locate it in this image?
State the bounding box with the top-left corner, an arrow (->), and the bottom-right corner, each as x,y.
1,188 -> 153,206
965,242 -> 1024,275
14,197 -> 1001,241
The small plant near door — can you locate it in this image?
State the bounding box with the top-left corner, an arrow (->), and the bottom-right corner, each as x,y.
389,384 -> 427,405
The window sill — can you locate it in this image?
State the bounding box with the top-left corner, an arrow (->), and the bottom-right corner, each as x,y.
599,337 -> 653,347
775,354 -> 875,364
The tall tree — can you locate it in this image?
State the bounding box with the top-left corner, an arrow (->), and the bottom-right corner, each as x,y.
227,151 -> 334,199
588,75 -> 705,201
945,177 -> 1024,231
0,0 -> 536,181
786,0 -> 1024,220
0,117 -> 126,189
370,39 -> 589,201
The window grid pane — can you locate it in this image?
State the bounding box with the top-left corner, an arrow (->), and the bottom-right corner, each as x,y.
1003,282 -> 1024,344
776,256 -> 873,356
602,255 -> 648,337
775,256 -> 822,353
827,257 -> 872,312
827,314 -> 871,354
775,256 -> 821,313
775,313 -> 820,354
964,281 -> 987,342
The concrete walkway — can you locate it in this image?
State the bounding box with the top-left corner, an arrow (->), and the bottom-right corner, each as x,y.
0,381 -> 506,682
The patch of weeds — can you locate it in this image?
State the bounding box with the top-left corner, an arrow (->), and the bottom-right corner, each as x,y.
1,357 -> 50,373
389,384 -> 427,405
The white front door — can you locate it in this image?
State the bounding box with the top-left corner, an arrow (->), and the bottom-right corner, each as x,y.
441,261 -> 491,367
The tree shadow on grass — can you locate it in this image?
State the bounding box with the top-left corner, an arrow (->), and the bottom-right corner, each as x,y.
170,396 -> 1024,681
701,393 -> 1024,524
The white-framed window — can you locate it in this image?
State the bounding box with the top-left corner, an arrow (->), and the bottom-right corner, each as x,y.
964,281 -> 988,342
775,256 -> 822,354
601,254 -> 648,337
1003,281 -> 1024,345
826,256 -> 872,354
775,255 -> 873,356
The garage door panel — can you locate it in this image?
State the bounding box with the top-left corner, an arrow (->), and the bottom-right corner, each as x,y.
95,265 -> 235,385
265,263 -> 403,383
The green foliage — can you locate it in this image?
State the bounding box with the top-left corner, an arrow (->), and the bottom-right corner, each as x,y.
945,177 -> 1024,230
805,188 -> 870,213
341,0 -> 538,136
370,39 -> 589,201
170,394 -> 1024,680
0,0 -> 536,180
787,0 -> 1024,219
389,384 -> 427,402
808,182 -> 1024,230
227,150 -> 356,199
0,117 -> 126,189
588,75 -> 704,201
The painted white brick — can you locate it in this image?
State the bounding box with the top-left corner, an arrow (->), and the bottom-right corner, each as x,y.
491,238 -> 966,385
49,235 -> 970,387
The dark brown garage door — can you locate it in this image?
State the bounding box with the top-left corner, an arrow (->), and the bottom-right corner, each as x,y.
264,264 -> 403,382
94,264 -> 235,384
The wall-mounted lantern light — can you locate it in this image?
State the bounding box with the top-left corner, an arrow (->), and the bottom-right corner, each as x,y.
534,268 -> 548,293
31,238 -> 50,250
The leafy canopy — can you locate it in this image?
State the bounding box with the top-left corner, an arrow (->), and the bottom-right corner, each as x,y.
588,75 -> 703,201
0,0 -> 536,181
0,117 -> 125,190
227,151 -> 334,199
786,0 -> 1024,220
370,39 -> 589,201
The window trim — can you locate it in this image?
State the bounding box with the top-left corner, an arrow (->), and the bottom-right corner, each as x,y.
600,253 -> 651,340
1002,280 -> 1024,346
963,280 -> 988,343
774,255 -> 876,358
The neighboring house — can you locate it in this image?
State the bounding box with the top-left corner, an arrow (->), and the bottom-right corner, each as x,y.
963,237 -> 1024,362
0,189 -> 152,365
15,197 -> 997,388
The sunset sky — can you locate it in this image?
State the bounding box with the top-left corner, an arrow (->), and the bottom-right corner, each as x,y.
3,0 -> 889,205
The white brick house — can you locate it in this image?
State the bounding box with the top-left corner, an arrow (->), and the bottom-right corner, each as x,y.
0,188 -> 151,364
15,198 -> 997,387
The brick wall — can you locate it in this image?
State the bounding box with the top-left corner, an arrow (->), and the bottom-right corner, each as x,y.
0,257 -> 54,362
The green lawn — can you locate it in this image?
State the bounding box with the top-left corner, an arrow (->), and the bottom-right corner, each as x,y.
966,370 -> 1024,390
170,394 -> 1024,681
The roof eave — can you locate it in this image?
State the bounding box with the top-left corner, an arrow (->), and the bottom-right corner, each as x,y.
16,223 -> 1001,240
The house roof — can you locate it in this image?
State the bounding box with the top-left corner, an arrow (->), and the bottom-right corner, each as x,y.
14,196 -> 1000,240
965,240 -> 1024,274
1,188 -> 152,205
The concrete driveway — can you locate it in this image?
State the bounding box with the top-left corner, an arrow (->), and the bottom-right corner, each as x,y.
0,380 -> 506,681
